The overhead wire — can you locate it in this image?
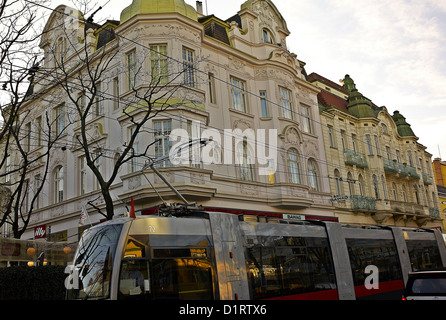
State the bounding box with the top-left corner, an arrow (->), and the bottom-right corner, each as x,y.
4,0 -> 431,207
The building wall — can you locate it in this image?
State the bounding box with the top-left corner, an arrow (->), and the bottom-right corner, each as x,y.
433,158 -> 446,231
311,74 -> 442,229
10,0 -> 336,241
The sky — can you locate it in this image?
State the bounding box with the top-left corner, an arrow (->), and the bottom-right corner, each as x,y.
34,0 -> 446,158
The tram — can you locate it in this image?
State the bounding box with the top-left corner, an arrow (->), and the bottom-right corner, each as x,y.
65,210 -> 446,300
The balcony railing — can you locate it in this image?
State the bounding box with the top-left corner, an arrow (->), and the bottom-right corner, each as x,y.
382,158 -> 420,179
390,200 -> 425,215
344,150 -> 368,168
351,195 -> 376,211
429,207 -> 440,218
423,173 -> 433,185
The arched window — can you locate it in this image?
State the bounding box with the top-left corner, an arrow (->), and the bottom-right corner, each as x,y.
334,169 -> 342,195
288,148 -> 301,184
308,159 -> 319,191
347,172 -> 354,196
54,166 -> 64,203
413,184 -> 420,204
402,184 -> 407,202
372,174 -> 380,199
358,174 -> 365,196
262,28 -> 274,44
237,141 -> 254,181
381,175 -> 387,199
392,183 -> 398,201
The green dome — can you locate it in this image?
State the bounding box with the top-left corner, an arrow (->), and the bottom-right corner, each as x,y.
120,0 -> 198,23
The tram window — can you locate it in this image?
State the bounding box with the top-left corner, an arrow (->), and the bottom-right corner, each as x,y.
118,259 -> 151,300
151,257 -> 214,299
346,239 -> 403,286
406,240 -> 443,271
245,236 -> 336,299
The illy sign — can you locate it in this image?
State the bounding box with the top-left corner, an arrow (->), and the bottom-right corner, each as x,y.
34,225 -> 47,239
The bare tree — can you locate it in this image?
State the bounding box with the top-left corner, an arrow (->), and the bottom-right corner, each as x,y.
40,4 -> 203,220
0,0 -> 66,238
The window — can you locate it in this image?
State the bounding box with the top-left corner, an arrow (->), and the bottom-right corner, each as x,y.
55,166 -> 64,203
259,90 -> 268,117
127,49 -> 136,89
381,123 -> 388,134
288,148 -> 300,184
374,135 -> 380,156
365,134 -> 373,155
154,120 -> 172,167
187,120 -> 201,168
334,169 -> 342,196
113,77 -> 120,110
56,37 -> 66,63
392,183 -> 398,200
246,236 -> 336,299
328,126 -> 336,147
358,174 -> 365,196
408,151 -> 413,167
402,184 -> 407,202
262,28 -> 274,43
129,127 -> 140,172
413,185 -> 420,204
54,104 -> 65,135
341,130 -> 347,151
79,156 -> 87,195
150,44 -> 168,84
352,134 -> 357,152
308,159 -> 319,191
346,239 -> 403,287
78,91 -> 86,114
5,156 -> 10,183
34,174 -> 41,209
300,105 -> 312,134
381,175 -> 387,199
95,82 -> 103,116
24,122 -> 31,152
386,146 -> 391,160
279,87 -> 293,119
347,172 -> 354,196
208,73 -> 216,104
237,141 -> 254,181
372,174 -> 380,199
182,47 -> 195,87
230,77 -> 247,112
36,116 -> 42,147
93,150 -> 103,190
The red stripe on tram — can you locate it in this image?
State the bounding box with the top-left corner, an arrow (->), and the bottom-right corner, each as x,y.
354,280 -> 405,298
265,289 -> 339,300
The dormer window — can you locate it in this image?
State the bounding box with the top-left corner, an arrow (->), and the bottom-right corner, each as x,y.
262,28 -> 274,44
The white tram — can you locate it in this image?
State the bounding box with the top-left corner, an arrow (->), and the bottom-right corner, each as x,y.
66,210 -> 446,300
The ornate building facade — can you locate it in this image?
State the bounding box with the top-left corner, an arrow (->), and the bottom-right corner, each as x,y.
309,72 -> 442,229
8,0 -> 336,241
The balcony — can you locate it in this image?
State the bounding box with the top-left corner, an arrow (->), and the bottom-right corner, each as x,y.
344,150 -> 368,168
351,195 -> 376,211
423,173 -> 433,185
382,158 -> 420,180
429,207 -> 440,218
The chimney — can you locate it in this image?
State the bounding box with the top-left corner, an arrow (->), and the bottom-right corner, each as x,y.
433,158 -> 444,187
196,1 -> 203,14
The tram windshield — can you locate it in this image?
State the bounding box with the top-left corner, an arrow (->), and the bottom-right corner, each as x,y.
66,223 -> 123,300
